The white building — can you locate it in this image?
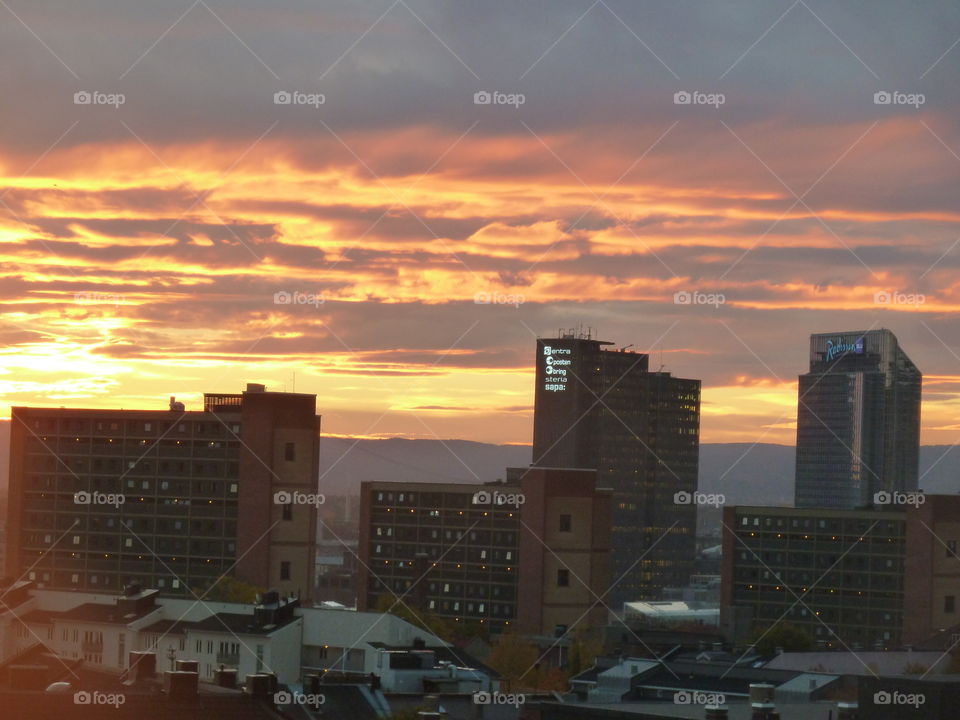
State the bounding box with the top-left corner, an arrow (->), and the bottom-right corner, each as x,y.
0,582 -> 495,693
622,600 -> 720,627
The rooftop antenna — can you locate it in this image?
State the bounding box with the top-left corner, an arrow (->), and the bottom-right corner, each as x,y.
659,343 -> 665,372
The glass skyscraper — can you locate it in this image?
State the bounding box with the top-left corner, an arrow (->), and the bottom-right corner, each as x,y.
794,329 -> 921,509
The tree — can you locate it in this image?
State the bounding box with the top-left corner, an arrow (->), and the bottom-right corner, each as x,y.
193,576 -> 265,604
565,629 -> 602,678
487,633 -> 539,690
750,623 -> 815,656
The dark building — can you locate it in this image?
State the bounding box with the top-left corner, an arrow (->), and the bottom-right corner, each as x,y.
794,329 -> 921,509
6,384 -> 319,600
532,330 -> 701,604
357,467 -> 612,637
721,505 -> 906,650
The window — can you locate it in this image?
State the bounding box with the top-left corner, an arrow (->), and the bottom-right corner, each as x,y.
948,540 -> 957,558
256,644 -> 264,673
557,569 -> 570,587
946,595 -> 956,614
284,442 -> 295,461
280,561 -> 291,581
559,514 -> 572,532
282,503 -> 293,521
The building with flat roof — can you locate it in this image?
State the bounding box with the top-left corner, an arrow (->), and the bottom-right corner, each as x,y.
532,330 -> 701,605
794,329 -> 921,509
6,384 -> 320,600
721,504 -> 906,649
357,466 -> 612,637
722,496 -> 960,653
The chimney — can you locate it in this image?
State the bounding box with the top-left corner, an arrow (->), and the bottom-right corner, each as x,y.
163,671 -> 198,699
749,683 -> 776,719
127,651 -> 156,682
837,701 -> 858,720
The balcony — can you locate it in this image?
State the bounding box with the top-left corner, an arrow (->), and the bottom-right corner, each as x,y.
216,652 -> 240,665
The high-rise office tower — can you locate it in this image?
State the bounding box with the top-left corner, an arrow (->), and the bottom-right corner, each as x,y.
6,384 -> 320,599
794,329 -> 921,509
532,330 -> 701,605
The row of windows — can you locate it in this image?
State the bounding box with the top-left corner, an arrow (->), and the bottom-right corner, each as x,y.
25,419 -> 241,436
27,476 -> 239,494
27,457 -> 240,478
739,515 -> 903,535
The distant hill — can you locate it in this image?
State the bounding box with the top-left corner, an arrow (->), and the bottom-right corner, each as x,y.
317,439 -> 960,502
0,419 -> 955,506
318,437 -> 532,496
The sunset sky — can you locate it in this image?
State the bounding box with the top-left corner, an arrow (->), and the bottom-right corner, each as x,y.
1,1 -> 959,445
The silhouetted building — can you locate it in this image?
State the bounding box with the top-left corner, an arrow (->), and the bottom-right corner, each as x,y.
794,329 -> 921,509
532,330 -> 700,604
6,384 -> 319,599
357,467 -> 611,636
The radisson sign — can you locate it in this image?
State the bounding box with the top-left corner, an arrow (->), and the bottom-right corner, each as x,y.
825,336 -> 865,362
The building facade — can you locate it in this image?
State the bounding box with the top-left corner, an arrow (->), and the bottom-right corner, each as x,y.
794,329 -> 921,509
6,384 -> 319,600
532,331 -> 701,604
721,505 -> 907,649
902,494 -> 960,645
357,467 -> 612,637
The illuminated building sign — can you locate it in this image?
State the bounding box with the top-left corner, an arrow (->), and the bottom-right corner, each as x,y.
825,336 -> 865,362
542,345 -> 572,392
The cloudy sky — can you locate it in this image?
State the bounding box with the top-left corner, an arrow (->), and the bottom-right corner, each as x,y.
1,0 -> 958,445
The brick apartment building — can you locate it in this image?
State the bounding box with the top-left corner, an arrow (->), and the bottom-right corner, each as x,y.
358,467 -> 612,637
722,496 -> 960,650
6,384 -> 320,600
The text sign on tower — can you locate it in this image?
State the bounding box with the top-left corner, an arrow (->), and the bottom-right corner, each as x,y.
542,345 -> 572,392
